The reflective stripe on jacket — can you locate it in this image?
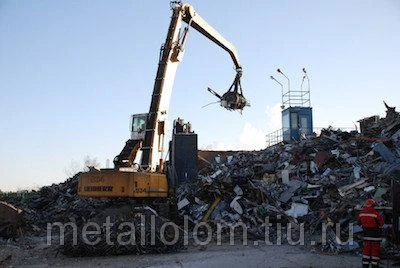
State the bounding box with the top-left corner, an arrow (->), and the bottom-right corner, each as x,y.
358,207 -> 384,240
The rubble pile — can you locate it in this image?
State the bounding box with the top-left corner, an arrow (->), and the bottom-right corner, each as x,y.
0,103 -> 399,257
1,175 -> 183,256
60,207 -> 183,256
2,173 -> 104,230
358,101 -> 400,138
178,104 -> 400,254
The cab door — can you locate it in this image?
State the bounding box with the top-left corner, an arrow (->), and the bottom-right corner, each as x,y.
290,112 -> 300,141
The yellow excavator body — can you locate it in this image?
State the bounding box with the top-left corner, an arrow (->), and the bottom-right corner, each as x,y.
78,169 -> 169,198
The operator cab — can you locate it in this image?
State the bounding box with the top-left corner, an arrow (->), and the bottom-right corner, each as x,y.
131,113 -> 147,140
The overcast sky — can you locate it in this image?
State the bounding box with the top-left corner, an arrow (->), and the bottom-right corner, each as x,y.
1,0 -> 399,191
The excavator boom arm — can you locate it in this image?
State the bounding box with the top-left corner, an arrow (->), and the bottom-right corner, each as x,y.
181,4 -> 242,71
140,3 -> 244,171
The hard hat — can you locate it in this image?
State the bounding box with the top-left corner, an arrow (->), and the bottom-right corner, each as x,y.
365,199 -> 376,208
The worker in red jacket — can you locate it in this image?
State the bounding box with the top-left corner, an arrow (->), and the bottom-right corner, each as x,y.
358,198 -> 384,268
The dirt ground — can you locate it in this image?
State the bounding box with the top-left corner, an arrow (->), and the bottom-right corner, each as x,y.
1,235 -> 386,268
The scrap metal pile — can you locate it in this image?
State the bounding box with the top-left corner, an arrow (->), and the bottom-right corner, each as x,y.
1,173 -> 110,231
1,103 -> 399,257
0,176 -> 182,256
178,103 -> 400,254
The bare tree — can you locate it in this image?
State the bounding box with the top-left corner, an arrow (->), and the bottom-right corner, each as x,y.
64,155 -> 100,177
83,155 -> 100,171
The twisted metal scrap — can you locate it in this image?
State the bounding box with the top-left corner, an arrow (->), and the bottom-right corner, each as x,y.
61,208 -> 184,256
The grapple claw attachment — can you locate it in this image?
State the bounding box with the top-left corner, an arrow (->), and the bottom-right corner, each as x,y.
207,69 -> 249,112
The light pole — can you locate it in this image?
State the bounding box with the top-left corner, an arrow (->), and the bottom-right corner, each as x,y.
277,68 -> 291,106
270,75 -> 285,109
301,68 -> 310,106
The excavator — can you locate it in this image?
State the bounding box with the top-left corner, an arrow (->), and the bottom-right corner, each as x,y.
70,2 -> 248,255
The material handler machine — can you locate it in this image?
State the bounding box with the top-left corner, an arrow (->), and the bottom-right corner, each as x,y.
70,2 -> 248,255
